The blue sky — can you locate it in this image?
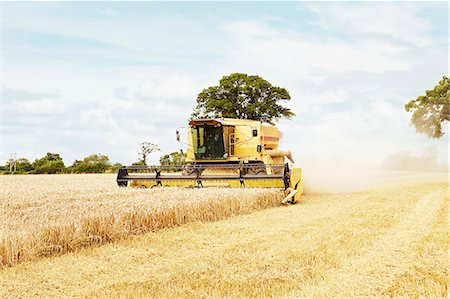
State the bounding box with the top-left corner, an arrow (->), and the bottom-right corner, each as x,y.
2,1 -> 448,169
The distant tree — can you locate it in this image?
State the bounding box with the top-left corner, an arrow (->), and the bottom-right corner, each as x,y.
16,158 -> 33,172
5,158 -> 33,173
159,150 -> 186,168
137,142 -> 160,165
109,163 -> 123,172
405,76 -> 449,138
159,155 -> 170,167
32,153 -> 65,174
33,153 -> 64,169
193,73 -> 295,124
132,161 -> 146,166
33,160 -> 65,174
82,154 -> 109,164
71,154 -> 110,173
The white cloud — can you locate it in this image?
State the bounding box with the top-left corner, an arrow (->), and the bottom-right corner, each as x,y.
220,20 -> 410,75
221,20 -> 281,38
306,3 -> 433,46
8,98 -> 66,115
135,74 -> 202,101
2,70 -> 206,165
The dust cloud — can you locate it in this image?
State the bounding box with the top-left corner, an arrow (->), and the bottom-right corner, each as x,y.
298,157 -> 382,194
298,146 -> 447,194
382,146 -> 446,172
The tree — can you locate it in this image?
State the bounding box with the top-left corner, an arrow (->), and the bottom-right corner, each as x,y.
405,76 -> 449,138
15,158 -> 33,172
32,153 -> 65,174
5,158 -> 33,172
33,153 -> 64,169
34,160 -> 65,174
109,163 -> 123,172
159,150 -> 186,168
137,142 -> 160,165
82,154 -> 109,164
193,73 -> 294,124
71,154 -> 110,173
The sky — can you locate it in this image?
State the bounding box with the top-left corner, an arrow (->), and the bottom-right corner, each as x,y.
1,1 -> 448,168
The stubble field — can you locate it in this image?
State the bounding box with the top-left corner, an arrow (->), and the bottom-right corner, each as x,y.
0,172 -> 448,298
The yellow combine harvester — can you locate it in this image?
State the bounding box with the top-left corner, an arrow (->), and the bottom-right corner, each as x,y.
117,117 -> 303,204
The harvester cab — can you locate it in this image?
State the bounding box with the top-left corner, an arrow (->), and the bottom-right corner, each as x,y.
117,117 -> 303,204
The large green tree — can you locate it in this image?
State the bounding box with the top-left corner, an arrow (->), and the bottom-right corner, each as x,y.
193,73 -> 294,124
405,76 -> 449,138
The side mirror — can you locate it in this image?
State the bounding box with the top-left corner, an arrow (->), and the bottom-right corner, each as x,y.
176,130 -> 180,142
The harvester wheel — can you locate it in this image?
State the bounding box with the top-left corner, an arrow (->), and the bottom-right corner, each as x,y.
117,181 -> 127,187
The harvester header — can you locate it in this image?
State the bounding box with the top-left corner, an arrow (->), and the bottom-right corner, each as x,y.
117,117 -> 303,204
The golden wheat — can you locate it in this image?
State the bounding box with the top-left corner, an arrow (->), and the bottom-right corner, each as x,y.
1,173 -> 447,298
0,174 -> 283,267
0,177 -> 446,298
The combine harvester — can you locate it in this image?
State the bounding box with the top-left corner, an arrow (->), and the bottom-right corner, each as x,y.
117,117 -> 302,204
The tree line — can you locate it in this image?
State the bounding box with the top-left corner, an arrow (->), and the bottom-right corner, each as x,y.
0,153 -> 122,175
0,149 -> 186,175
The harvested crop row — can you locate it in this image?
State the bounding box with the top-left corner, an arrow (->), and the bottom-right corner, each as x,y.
0,174 -> 283,267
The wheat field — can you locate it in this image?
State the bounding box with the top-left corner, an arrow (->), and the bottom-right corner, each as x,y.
0,174 -> 283,268
0,173 -> 448,298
